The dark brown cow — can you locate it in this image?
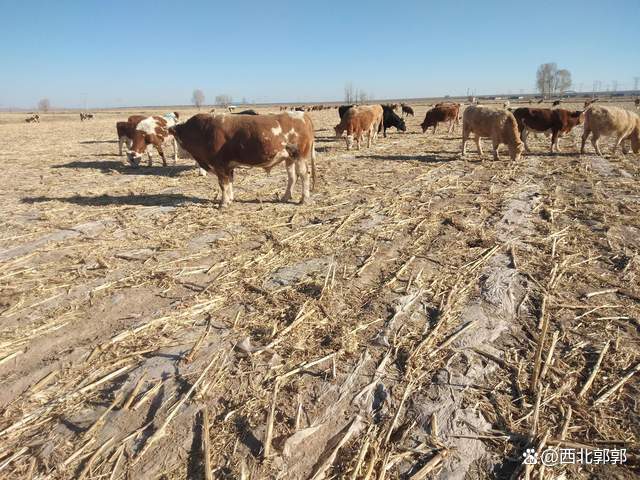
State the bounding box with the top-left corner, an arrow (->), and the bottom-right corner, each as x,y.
400,103 -> 414,117
635,98 -> 639,109
25,114 -> 40,123
127,113 -> 179,167
80,112 -> 94,121
552,100 -> 562,107
169,112 -> 316,207
420,103 -> 460,134
511,108 -> 584,153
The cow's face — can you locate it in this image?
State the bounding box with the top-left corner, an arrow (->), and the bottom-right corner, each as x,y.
396,117 -> 407,132
510,142 -> 525,161
334,124 -> 345,138
126,131 -> 148,167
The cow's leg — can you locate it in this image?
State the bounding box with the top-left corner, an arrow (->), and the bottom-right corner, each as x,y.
461,125 -> 468,157
476,135 -> 484,157
147,147 -> 153,167
216,170 -> 233,207
118,137 -> 125,156
492,138 -> 500,161
622,139 -> 629,155
298,158 -> 311,204
521,128 -> 531,153
550,130 -> 559,153
611,134 -> 625,155
282,158 -> 297,202
591,134 -> 602,156
580,128 -> 590,154
367,128 -> 372,148
448,120 -> 454,134
155,145 -> 167,167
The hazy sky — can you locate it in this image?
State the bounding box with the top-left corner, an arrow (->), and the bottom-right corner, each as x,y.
1,0 -> 638,108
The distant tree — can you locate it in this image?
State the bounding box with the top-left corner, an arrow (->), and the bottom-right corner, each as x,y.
38,98 -> 50,112
536,63 -> 572,98
241,97 -> 248,105
192,89 -> 205,109
344,82 -> 354,103
357,90 -> 368,103
215,94 -> 233,106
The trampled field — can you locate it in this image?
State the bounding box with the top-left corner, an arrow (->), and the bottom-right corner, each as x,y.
0,101 -> 638,479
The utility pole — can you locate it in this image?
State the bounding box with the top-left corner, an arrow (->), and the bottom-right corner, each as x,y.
634,76 -> 640,92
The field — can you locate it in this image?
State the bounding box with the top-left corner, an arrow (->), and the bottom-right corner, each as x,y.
0,100 -> 639,479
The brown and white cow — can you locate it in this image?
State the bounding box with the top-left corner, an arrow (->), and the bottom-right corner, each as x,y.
117,115 -> 147,156
420,103 -> 460,134
80,112 -> 94,121
511,108 -> 584,153
580,105 -> 640,156
462,105 -> 524,161
25,114 -> 40,123
127,113 -> 180,167
334,105 -> 384,150
169,112 -> 316,207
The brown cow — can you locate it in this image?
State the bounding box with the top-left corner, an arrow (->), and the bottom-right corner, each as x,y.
127,113 -> 179,167
169,112 -> 316,207
511,108 -> 584,153
420,103 -> 460,134
635,98 -> 639,109
462,106 -> 524,161
400,103 -> 414,117
25,114 -> 40,123
334,105 -> 384,150
581,106 -> 640,156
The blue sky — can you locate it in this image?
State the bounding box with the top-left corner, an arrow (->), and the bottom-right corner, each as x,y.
1,0 -> 638,108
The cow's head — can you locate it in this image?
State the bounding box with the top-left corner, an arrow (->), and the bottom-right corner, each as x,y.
510,141 -> 525,161
334,124 -> 345,138
126,130 -> 150,167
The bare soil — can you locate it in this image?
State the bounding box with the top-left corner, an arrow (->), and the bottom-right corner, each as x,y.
0,100 -> 638,479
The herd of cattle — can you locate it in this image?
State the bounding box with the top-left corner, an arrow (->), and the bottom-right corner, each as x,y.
20,99 -> 640,207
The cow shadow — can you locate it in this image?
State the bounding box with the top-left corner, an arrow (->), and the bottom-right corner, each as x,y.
366,154 -> 452,163
22,193 -> 209,207
78,140 -> 117,144
53,160 -> 195,177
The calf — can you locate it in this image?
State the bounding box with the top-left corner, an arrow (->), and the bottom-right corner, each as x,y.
420,103 -> 460,134
334,105 -> 384,150
117,115 -> 146,156
581,106 -> 640,156
461,106 -> 524,161
511,108 -> 583,153
401,103 -> 414,117
127,113 -> 180,167
380,105 -> 406,137
169,112 -> 316,207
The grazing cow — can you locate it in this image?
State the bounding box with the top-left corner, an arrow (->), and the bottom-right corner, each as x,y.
400,103 -> 414,117
635,98 -> 639,109
169,112 -> 316,207
462,105 -> 524,161
511,108 -> 583,153
25,114 -> 40,123
80,112 -> 94,121
420,103 -> 460,134
127,113 -> 180,167
580,106 -> 640,156
380,105 -> 406,137
334,105 -> 384,150
227,105 -> 237,112
116,115 -> 149,156
233,109 -> 258,115
552,100 -> 562,107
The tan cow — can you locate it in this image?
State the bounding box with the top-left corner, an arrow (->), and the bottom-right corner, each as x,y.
461,106 -> 524,161
334,105 -> 383,150
169,112 -> 316,207
580,106 -> 640,155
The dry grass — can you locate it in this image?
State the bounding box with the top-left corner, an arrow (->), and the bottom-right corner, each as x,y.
0,99 -> 638,479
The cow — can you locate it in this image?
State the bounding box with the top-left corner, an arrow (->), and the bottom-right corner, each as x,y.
461,105 -> 524,161
127,113 -> 180,167
552,100 -> 562,107
25,114 -> 40,123
80,112 -> 94,121
227,105 -> 237,112
233,109 -> 258,115
168,112 -> 316,207
334,105 -> 384,150
511,108 -> 584,153
584,98 -> 599,108
580,106 -> 640,156
420,103 -> 460,134
401,103 -> 414,117
380,105 -> 406,137
116,115 -> 147,156
635,98 -> 639,109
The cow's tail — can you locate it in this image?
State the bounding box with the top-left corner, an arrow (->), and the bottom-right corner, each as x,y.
310,141 -> 317,191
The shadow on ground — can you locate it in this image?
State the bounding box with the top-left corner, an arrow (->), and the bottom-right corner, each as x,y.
22,193 -> 209,207
53,160 -> 195,177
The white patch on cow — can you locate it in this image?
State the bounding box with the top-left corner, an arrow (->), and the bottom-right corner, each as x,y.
136,117 -> 158,134
286,111 -> 305,119
285,128 -> 298,141
271,124 -> 282,136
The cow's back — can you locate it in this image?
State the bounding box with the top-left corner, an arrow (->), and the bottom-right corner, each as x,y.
585,106 -> 638,136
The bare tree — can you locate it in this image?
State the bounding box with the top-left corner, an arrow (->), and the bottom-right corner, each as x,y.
192,89 -> 205,109
536,63 -> 572,97
357,90 -> 368,103
215,94 -> 233,106
37,98 -> 51,112
344,82 -> 355,103
634,77 -> 640,91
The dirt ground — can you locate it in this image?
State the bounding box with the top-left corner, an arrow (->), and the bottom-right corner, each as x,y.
0,100 -> 638,479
